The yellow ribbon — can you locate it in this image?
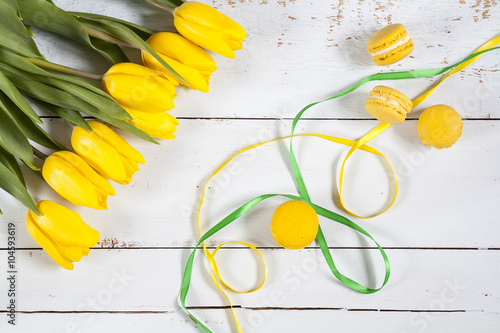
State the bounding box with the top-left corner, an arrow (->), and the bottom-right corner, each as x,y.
197,134 -> 395,332
196,36 -> 500,332
338,34 -> 500,218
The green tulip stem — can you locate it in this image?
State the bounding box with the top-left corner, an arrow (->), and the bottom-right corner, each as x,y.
83,25 -> 138,49
143,0 -> 175,13
32,146 -> 48,161
27,58 -> 103,81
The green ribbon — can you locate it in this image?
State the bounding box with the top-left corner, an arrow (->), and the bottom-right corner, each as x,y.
180,45 -> 500,332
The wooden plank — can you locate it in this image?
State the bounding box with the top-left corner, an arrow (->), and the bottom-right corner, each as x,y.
0,1 -> 497,332
1,119 -> 498,248
29,1 -> 500,120
0,310 -> 498,333
1,248 -> 498,312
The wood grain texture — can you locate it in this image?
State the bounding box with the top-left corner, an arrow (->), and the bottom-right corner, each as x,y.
0,0 -> 499,332
1,311 -> 499,333
0,249 -> 498,311
1,119 -> 499,248
35,0 -> 500,120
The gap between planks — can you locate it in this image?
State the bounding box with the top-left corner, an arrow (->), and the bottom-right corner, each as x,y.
0,308 -> 487,314
0,247 -> 499,251
39,116 -> 500,121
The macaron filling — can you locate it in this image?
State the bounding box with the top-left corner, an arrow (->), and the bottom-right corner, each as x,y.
367,95 -> 408,116
370,34 -> 411,57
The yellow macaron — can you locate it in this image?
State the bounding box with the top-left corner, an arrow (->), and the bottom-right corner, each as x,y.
365,85 -> 413,124
270,200 -> 319,250
418,104 -> 463,149
367,24 -> 414,65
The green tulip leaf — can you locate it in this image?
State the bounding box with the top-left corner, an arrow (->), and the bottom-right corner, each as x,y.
146,0 -> 185,8
0,160 -> 39,215
33,74 -> 131,121
0,65 -> 154,142
20,83 -> 154,143
0,69 -> 42,124
17,0 -> 119,64
35,100 -> 92,131
0,93 -> 65,151
83,108 -> 158,144
0,70 -> 104,122
0,145 -> 26,187
73,16 -> 187,85
0,47 -> 113,101
4,0 -> 21,18
0,62 -> 131,121
0,1 -> 42,58
37,92 -> 157,143
0,100 -> 38,171
89,37 -> 131,64
69,12 -> 156,40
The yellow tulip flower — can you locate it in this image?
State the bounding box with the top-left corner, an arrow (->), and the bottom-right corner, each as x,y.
102,63 -> 177,113
142,32 -> 217,93
26,200 -> 100,270
173,1 -> 247,59
43,151 -> 115,210
123,106 -> 179,140
72,121 -> 145,185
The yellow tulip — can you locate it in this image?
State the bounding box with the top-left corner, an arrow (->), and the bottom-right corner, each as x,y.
102,63 -> 177,113
72,121 -> 145,185
42,151 -> 115,210
123,106 -> 179,140
142,32 -> 217,93
173,1 -> 246,59
26,200 -> 100,270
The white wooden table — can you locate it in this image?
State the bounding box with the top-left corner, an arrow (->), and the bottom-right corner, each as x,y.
1,0 -> 499,332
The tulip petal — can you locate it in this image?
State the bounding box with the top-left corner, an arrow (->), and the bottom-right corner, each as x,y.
88,121 -> 145,165
175,2 -> 246,40
102,63 -> 177,113
121,158 -> 140,184
174,17 -> 236,58
25,201 -> 100,270
37,200 -> 100,247
124,106 -> 178,140
173,1 -> 246,58
55,151 -> 115,196
26,209 -> 75,270
72,126 -> 128,184
143,51 -> 211,92
146,32 -> 217,72
43,154 -> 109,210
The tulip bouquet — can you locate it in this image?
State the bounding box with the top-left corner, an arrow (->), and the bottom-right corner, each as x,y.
0,0 -> 246,269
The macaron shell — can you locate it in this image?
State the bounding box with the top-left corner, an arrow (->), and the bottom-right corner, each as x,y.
365,99 -> 406,124
370,85 -> 413,111
270,200 -> 319,250
373,40 -> 414,65
367,23 -> 413,65
365,85 -> 412,124
418,105 -> 463,149
367,24 -> 407,51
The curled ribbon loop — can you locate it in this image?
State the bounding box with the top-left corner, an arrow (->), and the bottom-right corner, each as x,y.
335,34 -> 500,219
338,122 -> 396,218
202,241 -> 267,333
181,37 -> 500,333
211,241 -> 267,293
